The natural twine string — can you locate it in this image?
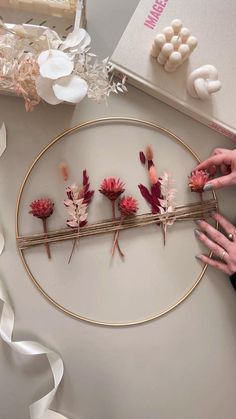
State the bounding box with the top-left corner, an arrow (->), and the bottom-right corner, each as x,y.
17,199 -> 217,250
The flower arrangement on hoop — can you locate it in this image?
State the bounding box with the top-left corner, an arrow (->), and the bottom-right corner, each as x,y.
24,156 -> 217,263
138,146 -> 176,244
0,17 -> 127,111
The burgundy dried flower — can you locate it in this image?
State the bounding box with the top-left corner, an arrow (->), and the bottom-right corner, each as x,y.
29,199 -> 54,219
99,177 -> 125,201
138,146 -> 162,214
188,170 -> 210,192
139,151 -> 146,165
119,196 -> 139,216
29,198 -> 54,259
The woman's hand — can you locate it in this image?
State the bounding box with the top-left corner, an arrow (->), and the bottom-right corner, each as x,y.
196,148 -> 236,190
195,212 -> 236,275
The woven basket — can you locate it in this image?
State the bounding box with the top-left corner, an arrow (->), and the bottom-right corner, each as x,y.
0,0 -> 85,18
0,0 -> 86,37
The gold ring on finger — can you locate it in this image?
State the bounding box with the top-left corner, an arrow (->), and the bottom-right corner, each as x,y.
220,250 -> 227,261
228,230 -> 236,241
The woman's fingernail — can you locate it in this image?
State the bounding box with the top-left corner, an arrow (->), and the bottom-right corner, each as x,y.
195,219 -> 202,226
194,228 -> 201,237
195,254 -> 202,260
203,183 -> 213,191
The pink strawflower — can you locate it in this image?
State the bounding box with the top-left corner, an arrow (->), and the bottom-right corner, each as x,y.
119,196 -> 138,216
99,177 -> 125,201
111,196 -> 139,256
188,170 -> 210,192
148,166 -> 158,185
29,198 -> 54,219
29,198 -> 54,259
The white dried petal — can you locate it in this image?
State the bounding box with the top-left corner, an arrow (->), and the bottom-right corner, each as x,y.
38,50 -> 74,80
38,49 -> 65,65
35,76 -> 62,105
53,75 -> 88,104
61,28 -> 91,51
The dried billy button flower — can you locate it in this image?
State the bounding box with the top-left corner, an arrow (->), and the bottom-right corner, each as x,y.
188,170 -> 210,193
29,199 -> 54,259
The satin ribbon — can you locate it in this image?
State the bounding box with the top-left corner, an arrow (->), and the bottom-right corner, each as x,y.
0,278 -> 69,419
0,124 -> 69,418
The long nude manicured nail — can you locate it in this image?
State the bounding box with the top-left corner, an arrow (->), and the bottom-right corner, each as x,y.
195,254 -> 202,260
203,183 -> 213,191
194,228 -> 201,237
195,219 -> 202,226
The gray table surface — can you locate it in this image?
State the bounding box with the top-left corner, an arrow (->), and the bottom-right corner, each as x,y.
0,1 -> 236,419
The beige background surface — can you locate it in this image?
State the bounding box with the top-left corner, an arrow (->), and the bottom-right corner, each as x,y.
0,1 -> 236,418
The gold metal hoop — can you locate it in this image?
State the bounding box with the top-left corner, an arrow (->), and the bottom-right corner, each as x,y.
16,117 -> 218,326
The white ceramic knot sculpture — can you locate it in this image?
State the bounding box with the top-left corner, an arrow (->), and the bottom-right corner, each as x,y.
187,65 -> 222,100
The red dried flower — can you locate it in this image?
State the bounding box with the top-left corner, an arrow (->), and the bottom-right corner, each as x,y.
188,170 -> 210,192
119,196 -> 139,216
99,177 -> 125,201
29,198 -> 54,219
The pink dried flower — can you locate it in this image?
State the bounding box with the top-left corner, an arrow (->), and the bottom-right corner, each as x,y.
146,145 -> 153,161
29,198 -> 54,219
29,198 -> 54,259
64,170 -> 94,263
188,170 -> 210,192
99,176 -> 125,258
119,196 -> 139,216
99,177 -> 125,201
148,166 -> 158,185
112,196 -> 139,256
59,162 -> 69,181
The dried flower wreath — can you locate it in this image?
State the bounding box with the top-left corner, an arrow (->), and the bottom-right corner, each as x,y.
24,156 -> 217,263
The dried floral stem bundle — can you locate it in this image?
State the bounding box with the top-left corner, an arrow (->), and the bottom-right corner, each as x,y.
99,177 -> 125,258
138,146 -> 177,245
64,170 -> 94,263
18,199 -> 217,250
29,198 -> 54,258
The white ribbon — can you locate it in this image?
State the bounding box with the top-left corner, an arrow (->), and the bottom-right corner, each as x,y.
0,124 -> 69,418
0,278 -> 69,419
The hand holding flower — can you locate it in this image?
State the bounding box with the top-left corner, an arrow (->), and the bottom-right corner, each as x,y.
194,149 -> 236,191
